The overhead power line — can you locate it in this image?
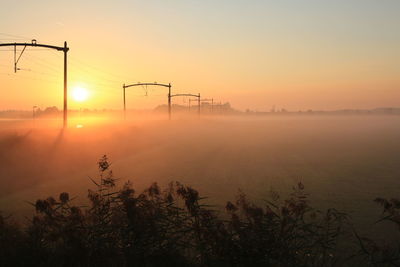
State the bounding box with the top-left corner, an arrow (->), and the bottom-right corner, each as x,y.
0,40 -> 69,128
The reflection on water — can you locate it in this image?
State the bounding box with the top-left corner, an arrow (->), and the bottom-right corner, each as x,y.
76,124 -> 84,128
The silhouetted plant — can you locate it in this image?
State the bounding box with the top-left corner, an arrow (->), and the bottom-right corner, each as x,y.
0,213 -> 29,266
349,197 -> 400,266
221,183 -> 349,266
2,155 -> 400,266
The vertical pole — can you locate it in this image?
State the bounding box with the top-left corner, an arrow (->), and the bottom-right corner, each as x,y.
123,84 -> 126,120
32,106 -> 36,128
189,99 -> 191,112
14,44 -> 16,73
211,99 -> 214,113
168,83 -> 171,120
198,94 -> 201,117
63,41 -> 68,129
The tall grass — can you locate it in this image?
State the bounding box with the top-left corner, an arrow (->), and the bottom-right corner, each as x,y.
0,155 -> 399,266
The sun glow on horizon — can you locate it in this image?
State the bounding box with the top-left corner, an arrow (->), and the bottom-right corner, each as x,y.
72,86 -> 89,102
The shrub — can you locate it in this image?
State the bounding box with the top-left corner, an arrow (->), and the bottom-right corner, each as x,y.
0,155 -> 399,266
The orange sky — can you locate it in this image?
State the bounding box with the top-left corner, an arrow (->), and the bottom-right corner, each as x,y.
0,0 -> 399,111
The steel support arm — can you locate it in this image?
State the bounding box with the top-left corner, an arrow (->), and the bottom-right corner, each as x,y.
0,42 -> 68,52
123,82 -> 170,89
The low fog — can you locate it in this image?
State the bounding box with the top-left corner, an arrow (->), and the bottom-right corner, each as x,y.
1,114 -> 400,238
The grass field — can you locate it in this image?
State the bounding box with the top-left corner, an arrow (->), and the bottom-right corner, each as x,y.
1,115 -> 400,239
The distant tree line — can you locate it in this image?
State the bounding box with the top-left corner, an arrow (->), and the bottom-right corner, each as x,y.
1,106 -> 400,119
245,107 -> 400,115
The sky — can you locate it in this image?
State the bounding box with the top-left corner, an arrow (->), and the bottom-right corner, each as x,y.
0,0 -> 399,111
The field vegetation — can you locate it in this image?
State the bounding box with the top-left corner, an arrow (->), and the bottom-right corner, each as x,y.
1,155 -> 400,266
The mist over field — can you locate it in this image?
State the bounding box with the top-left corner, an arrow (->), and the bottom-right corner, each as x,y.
1,115 -> 400,238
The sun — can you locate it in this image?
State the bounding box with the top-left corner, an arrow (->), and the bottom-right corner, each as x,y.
72,86 -> 89,102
